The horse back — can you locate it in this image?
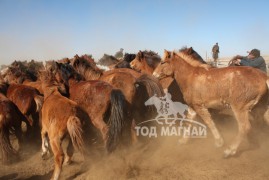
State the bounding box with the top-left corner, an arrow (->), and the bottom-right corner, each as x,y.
181,66 -> 268,108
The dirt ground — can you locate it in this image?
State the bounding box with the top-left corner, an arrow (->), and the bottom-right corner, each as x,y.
1,114 -> 269,180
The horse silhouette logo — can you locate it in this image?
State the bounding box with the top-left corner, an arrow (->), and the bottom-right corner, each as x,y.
145,91 -> 188,126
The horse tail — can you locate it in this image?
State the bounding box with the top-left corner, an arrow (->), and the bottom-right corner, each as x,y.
34,95 -> 44,113
107,89 -> 128,153
135,74 -> 164,97
0,115 -> 18,164
67,116 -> 85,155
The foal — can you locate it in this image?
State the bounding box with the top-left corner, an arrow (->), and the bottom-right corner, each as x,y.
40,70 -> 89,180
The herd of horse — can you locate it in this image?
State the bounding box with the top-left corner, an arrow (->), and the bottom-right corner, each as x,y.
1,47 -> 269,179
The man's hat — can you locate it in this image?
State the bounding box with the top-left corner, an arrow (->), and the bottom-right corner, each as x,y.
249,49 -> 260,58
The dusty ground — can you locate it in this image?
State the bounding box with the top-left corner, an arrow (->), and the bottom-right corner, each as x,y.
1,114 -> 269,180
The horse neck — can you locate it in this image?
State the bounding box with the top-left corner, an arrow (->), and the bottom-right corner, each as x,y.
141,59 -> 155,75
172,57 -> 197,90
84,69 -> 102,80
68,78 -> 79,87
42,85 -> 59,100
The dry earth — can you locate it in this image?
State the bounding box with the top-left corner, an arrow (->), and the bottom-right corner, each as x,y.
1,114 -> 269,180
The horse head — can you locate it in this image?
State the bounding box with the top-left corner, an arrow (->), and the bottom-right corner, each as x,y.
40,68 -> 68,98
130,51 -> 161,74
153,50 -> 175,79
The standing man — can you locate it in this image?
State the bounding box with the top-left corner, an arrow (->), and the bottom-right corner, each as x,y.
212,43 -> 219,66
114,48 -> 124,60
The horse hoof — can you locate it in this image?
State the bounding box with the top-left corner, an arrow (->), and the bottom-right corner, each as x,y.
64,158 -> 72,165
41,151 -> 50,160
215,137 -> 224,148
223,148 -> 236,158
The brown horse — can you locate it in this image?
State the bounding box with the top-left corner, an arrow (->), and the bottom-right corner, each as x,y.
0,88 -> 28,164
130,50 -> 161,74
71,55 -> 163,103
6,83 -> 43,140
40,69 -> 91,180
54,62 -> 132,152
153,48 -> 269,157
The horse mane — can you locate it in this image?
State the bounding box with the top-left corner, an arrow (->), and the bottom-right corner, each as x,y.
174,47 -> 212,70
9,60 -> 44,82
5,66 -> 36,83
72,56 -> 104,80
60,63 -> 84,83
123,53 -> 136,62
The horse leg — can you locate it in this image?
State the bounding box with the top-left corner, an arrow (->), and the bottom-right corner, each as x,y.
131,119 -> 138,144
14,123 -> 23,151
64,137 -> 74,165
41,130 -> 50,159
193,106 -> 224,147
186,107 -> 197,120
224,109 -> 251,158
50,137 -> 64,180
93,117 -> 109,147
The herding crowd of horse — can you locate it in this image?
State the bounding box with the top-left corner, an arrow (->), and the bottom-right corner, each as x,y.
1,47 -> 269,179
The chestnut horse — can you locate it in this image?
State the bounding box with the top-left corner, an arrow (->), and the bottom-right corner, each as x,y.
130,50 -> 161,74
70,56 -> 165,142
0,80 -> 28,164
71,55 -> 163,103
6,84 -> 43,139
153,48 -> 269,157
53,62 -> 132,152
40,69 -> 91,180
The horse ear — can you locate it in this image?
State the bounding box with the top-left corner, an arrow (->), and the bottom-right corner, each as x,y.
138,51 -> 144,59
163,49 -> 170,60
171,51 -> 176,58
187,47 -> 193,54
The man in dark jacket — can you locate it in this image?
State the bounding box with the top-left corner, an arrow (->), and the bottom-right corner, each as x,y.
232,49 -> 267,73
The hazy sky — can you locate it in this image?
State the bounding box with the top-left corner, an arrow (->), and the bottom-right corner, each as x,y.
0,0 -> 269,65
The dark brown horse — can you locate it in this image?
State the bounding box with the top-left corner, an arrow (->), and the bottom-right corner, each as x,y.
114,53 -> 136,69
40,69 -> 90,180
153,48 -> 269,157
0,86 -> 28,164
3,66 -> 44,94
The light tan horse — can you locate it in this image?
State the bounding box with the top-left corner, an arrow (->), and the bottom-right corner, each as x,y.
153,48 -> 269,157
40,70 -> 89,180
